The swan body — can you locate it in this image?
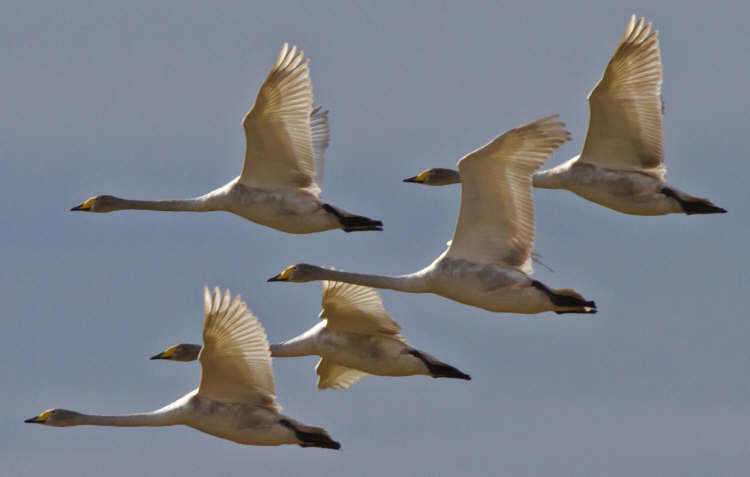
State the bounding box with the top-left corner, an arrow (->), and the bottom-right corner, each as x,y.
71,44 -> 382,233
152,281 -> 470,389
270,116 -> 597,315
25,287 -> 341,449
403,16 -> 725,216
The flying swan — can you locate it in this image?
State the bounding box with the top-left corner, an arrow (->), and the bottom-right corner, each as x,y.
71,44 -> 382,233
268,116 -> 597,315
151,280 -> 470,389
24,287 -> 341,449
403,16 -> 725,216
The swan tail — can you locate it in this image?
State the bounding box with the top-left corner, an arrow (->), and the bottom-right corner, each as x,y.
322,203 -> 383,232
661,188 -> 726,215
279,418 -> 341,450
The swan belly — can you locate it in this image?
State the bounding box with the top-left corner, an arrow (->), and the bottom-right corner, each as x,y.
561,164 -> 680,215
429,259 -> 555,314
184,397 -> 296,446
227,184 -> 339,233
316,331 -> 426,377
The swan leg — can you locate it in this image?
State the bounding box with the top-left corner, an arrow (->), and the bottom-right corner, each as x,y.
321,203 -> 383,232
407,350 -> 471,380
278,419 -> 341,450
661,188 -> 727,215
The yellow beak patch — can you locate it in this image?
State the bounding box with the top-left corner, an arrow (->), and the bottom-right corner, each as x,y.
278,266 -> 294,280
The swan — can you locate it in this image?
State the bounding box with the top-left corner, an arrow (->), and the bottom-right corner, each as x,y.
24,287 -> 341,449
268,115 -> 597,315
403,16 -> 725,216
70,44 -> 382,233
151,280 -> 470,389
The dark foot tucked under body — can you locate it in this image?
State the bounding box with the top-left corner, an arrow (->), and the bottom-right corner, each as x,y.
407,350 -> 471,380
661,188 -> 726,215
530,280 -> 597,315
279,418 -> 341,450
322,203 -> 383,232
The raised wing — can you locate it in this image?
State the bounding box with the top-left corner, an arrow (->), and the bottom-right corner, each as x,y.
579,15 -> 664,178
447,115 -> 570,273
240,44 -> 321,196
198,287 -> 279,410
310,106 -> 330,185
320,280 -> 405,342
315,358 -> 369,390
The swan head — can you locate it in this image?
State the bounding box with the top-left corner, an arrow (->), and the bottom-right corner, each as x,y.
25,408 -> 81,427
70,195 -> 119,212
150,343 -> 202,362
267,263 -> 320,282
402,168 -> 460,186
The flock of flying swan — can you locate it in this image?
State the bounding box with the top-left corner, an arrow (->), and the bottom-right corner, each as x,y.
27,15 -> 725,450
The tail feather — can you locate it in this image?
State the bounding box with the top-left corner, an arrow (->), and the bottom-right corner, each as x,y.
279,419 -> 341,450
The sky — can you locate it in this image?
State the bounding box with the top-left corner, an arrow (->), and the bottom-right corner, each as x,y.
2,1 -> 749,475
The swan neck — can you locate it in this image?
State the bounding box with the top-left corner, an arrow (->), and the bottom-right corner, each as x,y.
312,268 -> 428,293
531,170 -> 559,189
71,409 -> 182,427
270,324 -> 322,357
110,196 -> 217,212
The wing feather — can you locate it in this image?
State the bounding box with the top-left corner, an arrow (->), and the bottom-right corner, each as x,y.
198,287 -> 279,410
315,358 -> 369,390
240,44 -> 321,195
320,280 -> 405,342
446,116 -> 570,273
580,15 -> 665,178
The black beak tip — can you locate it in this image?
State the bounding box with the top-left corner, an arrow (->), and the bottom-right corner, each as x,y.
402,177 -> 417,183
70,204 -> 85,211
24,417 -> 39,423
267,276 -> 279,282
150,354 -> 163,360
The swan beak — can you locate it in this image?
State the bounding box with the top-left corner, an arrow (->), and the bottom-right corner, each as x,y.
402,175 -> 422,183
25,413 -> 48,424
267,274 -> 285,282
150,345 -> 176,360
71,197 -> 96,211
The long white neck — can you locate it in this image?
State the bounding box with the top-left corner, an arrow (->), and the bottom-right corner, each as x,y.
532,156 -> 578,189
304,267 -> 430,293
66,396 -> 190,427
270,323 -> 324,357
68,409 -> 183,427
106,193 -> 223,212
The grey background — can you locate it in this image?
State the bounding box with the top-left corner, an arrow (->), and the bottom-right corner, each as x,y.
3,1 -> 748,476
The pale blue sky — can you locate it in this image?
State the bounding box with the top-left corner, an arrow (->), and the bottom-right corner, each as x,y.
3,1 -> 749,476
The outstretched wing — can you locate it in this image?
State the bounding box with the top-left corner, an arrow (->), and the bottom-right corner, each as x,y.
310,106 -> 330,185
198,287 -> 279,411
579,15 -> 664,179
320,280 -> 405,342
446,115 -> 569,274
315,358 -> 369,390
240,44 -> 321,196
